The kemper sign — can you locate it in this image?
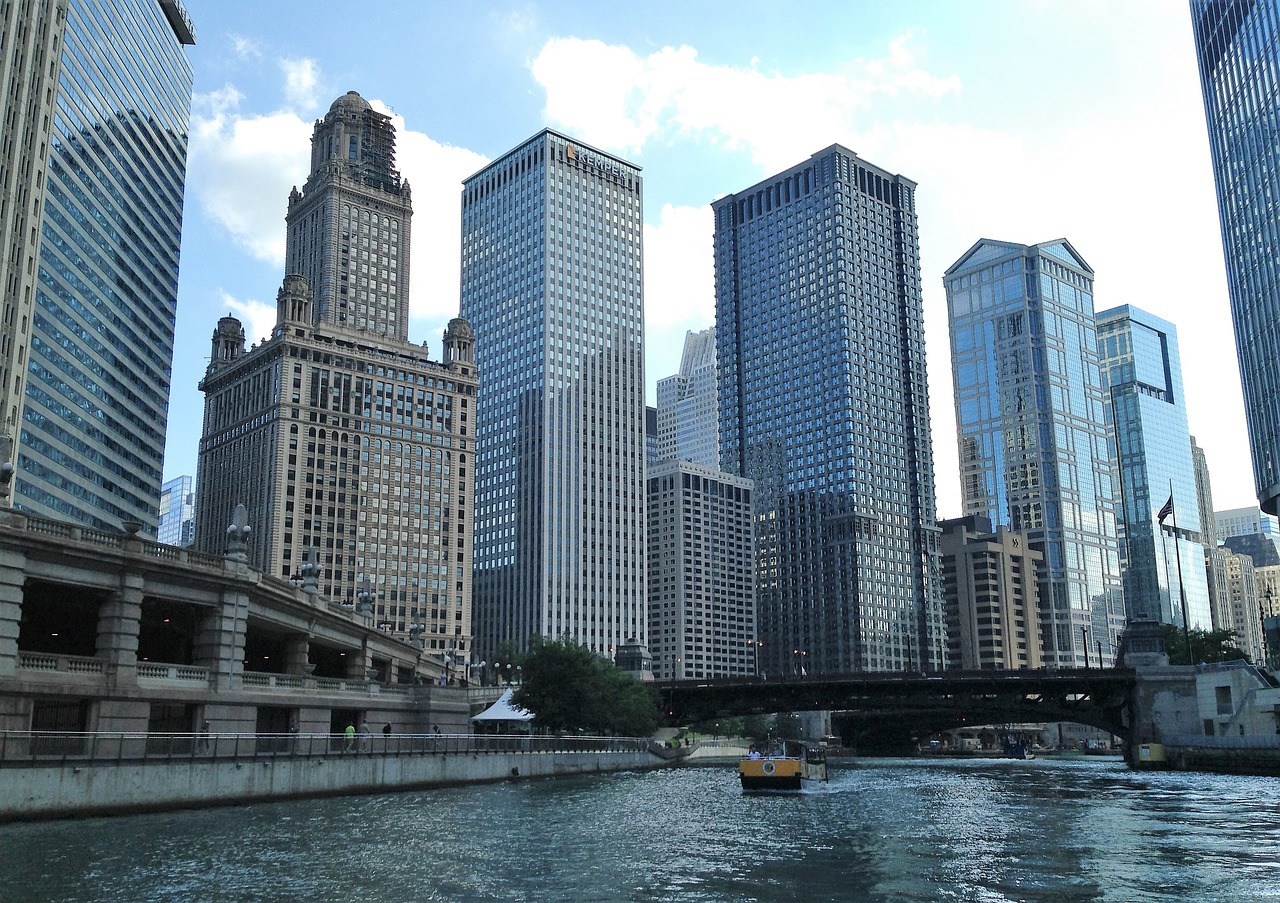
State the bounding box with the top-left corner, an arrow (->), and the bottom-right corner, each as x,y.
566,144 -> 629,184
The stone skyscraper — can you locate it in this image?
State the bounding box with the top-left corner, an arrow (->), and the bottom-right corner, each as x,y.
656,327 -> 719,468
714,145 -> 944,676
461,131 -> 646,659
197,92 -> 477,662
945,239 -> 1125,667
1192,1 -> 1280,515
2,0 -> 194,530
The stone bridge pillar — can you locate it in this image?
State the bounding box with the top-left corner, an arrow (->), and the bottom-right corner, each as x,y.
284,635 -> 311,676
0,542 -> 26,678
192,584 -> 250,690
95,573 -> 143,683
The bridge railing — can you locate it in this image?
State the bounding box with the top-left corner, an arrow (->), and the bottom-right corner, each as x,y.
0,731 -> 650,767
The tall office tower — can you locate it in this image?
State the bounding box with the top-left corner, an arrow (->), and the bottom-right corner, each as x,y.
197,93 -> 478,660
1192,1 -> 1280,516
938,515 -> 1044,670
945,239 -> 1124,667
158,475 -> 196,547
656,327 -> 720,468
461,131 -> 646,659
1224,549 -> 1265,660
1191,437 -> 1217,545
647,459 -> 755,680
285,91 -> 411,337
714,145 -> 945,676
1096,305 -> 1211,630
5,0 -> 194,531
1192,435 -> 1234,639
645,406 -> 658,469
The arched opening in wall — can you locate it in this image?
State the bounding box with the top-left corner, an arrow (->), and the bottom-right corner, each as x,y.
242,624 -> 289,675
308,641 -> 353,679
18,579 -> 104,657
138,598 -> 198,665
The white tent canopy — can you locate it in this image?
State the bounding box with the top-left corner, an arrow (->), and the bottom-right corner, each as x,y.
471,689 -> 534,723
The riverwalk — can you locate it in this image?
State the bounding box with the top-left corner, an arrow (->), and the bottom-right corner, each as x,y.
0,731 -> 658,821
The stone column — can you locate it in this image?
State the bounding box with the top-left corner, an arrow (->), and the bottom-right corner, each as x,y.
285,635 -> 311,675
95,573 -> 143,683
192,586 -> 249,690
0,544 -> 27,678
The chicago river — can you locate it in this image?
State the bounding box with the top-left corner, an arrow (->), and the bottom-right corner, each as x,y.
2,757 -> 1278,902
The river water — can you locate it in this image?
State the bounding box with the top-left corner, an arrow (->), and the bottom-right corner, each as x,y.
2,756 -> 1279,902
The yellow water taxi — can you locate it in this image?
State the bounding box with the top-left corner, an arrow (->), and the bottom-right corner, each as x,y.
739,739 -> 828,793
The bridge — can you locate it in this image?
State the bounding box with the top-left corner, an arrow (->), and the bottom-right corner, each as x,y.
660,668 -> 1136,754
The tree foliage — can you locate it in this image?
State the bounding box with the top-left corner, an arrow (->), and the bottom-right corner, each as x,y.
512,636 -> 660,736
1158,624 -> 1251,666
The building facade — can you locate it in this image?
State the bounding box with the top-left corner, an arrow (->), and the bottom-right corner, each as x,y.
945,239 -> 1124,666
196,93 -> 477,662
1096,305 -> 1211,630
714,145 -> 944,676
460,130 -> 646,660
1224,549 -> 1265,662
656,327 -> 719,468
1192,1 -> 1280,515
647,459 -> 755,680
938,515 -> 1044,670
158,475 -> 196,547
1216,505 -> 1280,547
7,0 -> 194,532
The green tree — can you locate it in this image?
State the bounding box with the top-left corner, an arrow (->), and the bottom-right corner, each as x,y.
512,636 -> 660,736
1158,624 -> 1251,666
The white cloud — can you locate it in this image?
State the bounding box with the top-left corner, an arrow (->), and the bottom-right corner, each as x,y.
279,57 -> 321,112
218,290 -> 277,348
230,34 -> 262,59
643,203 -> 716,383
188,86 -> 311,264
530,33 -> 961,170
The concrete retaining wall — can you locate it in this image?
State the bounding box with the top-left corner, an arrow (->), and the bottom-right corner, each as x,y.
1,750 -> 659,821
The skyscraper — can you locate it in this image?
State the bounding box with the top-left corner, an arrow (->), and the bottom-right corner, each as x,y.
460,131 -> 646,659
714,145 -> 944,676
1192,1 -> 1280,515
938,515 -> 1044,670
944,239 -> 1124,667
4,0 -> 194,531
196,92 -> 477,660
1097,305 -> 1211,630
656,327 -> 719,468
647,459 -> 755,680
158,475 -> 196,547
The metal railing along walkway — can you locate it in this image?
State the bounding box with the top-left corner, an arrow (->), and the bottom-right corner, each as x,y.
0,731 -> 649,766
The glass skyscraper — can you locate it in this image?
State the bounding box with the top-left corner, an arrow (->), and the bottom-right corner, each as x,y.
16,0 -> 194,531
714,144 -> 944,676
1192,0 -> 1280,515
656,327 -> 719,468
461,130 -> 646,659
1097,305 -> 1211,630
945,239 -> 1124,667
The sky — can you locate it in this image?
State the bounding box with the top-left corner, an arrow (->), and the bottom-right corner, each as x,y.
165,0 -> 1253,520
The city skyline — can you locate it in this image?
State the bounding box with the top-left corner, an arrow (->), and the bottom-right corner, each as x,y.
166,1 -> 1251,523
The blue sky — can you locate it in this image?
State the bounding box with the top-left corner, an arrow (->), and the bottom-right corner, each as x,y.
167,0 -> 1248,519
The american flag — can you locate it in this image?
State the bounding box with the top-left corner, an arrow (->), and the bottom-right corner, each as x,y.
1157,494 -> 1174,525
